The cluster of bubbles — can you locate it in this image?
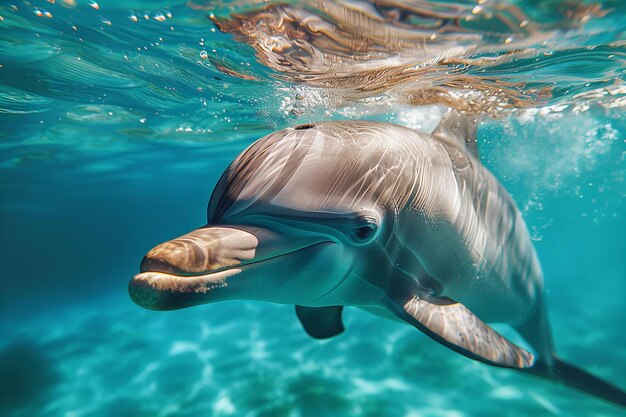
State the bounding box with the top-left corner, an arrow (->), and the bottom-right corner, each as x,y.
25,0 -> 173,29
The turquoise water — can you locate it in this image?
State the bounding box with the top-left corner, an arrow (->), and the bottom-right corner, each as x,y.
0,1 -> 625,416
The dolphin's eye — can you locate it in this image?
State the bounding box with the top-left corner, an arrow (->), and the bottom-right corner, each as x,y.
350,215 -> 379,244
356,225 -> 375,239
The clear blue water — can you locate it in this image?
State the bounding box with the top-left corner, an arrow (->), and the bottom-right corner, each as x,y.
0,1 -> 624,416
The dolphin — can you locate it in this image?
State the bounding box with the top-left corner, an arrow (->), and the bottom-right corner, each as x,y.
129,110 -> 626,406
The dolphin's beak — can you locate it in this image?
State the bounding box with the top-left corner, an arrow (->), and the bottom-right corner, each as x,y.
129,226 -> 326,310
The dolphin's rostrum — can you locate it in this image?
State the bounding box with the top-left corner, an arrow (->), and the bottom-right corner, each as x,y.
129,111 -> 626,406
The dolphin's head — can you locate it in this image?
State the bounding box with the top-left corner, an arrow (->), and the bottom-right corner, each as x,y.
129,122 -> 416,310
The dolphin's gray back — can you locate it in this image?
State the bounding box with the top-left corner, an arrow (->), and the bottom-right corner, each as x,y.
427,134 -> 543,321
323,120 -> 543,322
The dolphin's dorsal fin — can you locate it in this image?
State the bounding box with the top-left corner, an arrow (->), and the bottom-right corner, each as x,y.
295,305 -> 344,339
393,296 -> 535,369
432,108 -> 480,159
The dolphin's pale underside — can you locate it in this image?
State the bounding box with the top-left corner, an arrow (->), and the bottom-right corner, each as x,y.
129,111 -> 626,406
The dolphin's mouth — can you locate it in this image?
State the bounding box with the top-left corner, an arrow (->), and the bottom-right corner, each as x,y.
136,241 -> 328,283
129,226 -> 331,311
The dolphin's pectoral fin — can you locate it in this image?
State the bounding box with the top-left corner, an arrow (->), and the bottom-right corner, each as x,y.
295,305 -> 344,339
395,296 -> 535,369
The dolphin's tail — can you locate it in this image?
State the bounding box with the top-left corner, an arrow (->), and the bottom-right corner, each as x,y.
515,294 -> 625,407
525,356 -> 626,407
